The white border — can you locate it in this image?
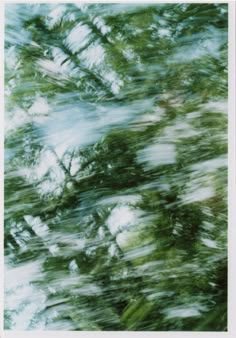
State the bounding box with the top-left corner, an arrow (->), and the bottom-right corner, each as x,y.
2,332 -> 236,338
1,1 -> 235,338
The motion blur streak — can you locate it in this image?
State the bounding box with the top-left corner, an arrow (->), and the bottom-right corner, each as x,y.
4,3 -> 227,331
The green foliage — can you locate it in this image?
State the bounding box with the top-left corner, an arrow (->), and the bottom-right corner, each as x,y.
5,3 -> 227,331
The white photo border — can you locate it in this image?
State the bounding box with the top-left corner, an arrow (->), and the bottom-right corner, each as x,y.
1,1 -> 235,337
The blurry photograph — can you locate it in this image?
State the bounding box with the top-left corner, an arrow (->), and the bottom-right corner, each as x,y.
4,2 -> 228,331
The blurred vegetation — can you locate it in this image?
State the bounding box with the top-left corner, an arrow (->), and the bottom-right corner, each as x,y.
5,3 -> 227,331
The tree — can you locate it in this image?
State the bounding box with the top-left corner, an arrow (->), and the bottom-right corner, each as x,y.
4,3 -> 227,331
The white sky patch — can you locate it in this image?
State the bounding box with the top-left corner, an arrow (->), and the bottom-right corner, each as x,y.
39,166 -> 65,196
10,226 -> 31,250
93,16 -> 111,35
202,221 -> 215,231
6,284 -> 46,329
95,97 -> 155,128
24,215 -> 49,238
33,115 -> 50,124
70,155 -> 81,176
75,238 -> 86,251
31,40 -> 41,49
38,178 -> 61,196
116,230 -> 133,249
169,32 -> 225,63
37,58 -> 60,74
51,46 -> 78,78
5,260 -> 42,291
13,301 -> 44,330
22,148 -> 65,196
54,143 -> 68,158
108,243 -> 117,257
158,18 -> 168,26
137,143 -> 176,168
6,97 -> 50,131
49,244 -> 60,256
71,284 -> 102,296
46,5 -> 66,29
61,151 -> 81,176
187,111 -> 202,119
163,121 -> 199,140
201,238 -> 218,249
44,98 -> 154,155
164,307 -> 201,319
5,78 -> 16,97
51,46 -> 68,67
122,47 -> 137,61
158,28 -> 171,38
34,149 -> 57,179
69,259 -> 79,273
75,3 -> 88,12
20,230 -> 31,242
80,43 -> 105,69
98,226 -> 105,240
99,194 -> 142,206
181,169 -> 216,205
28,96 -> 50,116
190,156 -> 227,173
132,105 -> 165,130
107,206 -> 138,235
37,58 -> 68,79
5,259 -> 46,329
47,113 -> 101,154
182,186 -> 214,204
65,23 -> 91,54
6,46 -> 19,71
101,69 -> 123,94
201,100 -> 228,114
5,108 -> 30,134
147,291 -> 174,301
115,223 -> 154,251
138,111 -> 163,124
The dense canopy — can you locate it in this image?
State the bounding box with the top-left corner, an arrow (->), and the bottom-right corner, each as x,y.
5,3 -> 227,331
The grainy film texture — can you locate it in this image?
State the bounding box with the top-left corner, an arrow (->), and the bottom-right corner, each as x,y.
4,3 -> 228,331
